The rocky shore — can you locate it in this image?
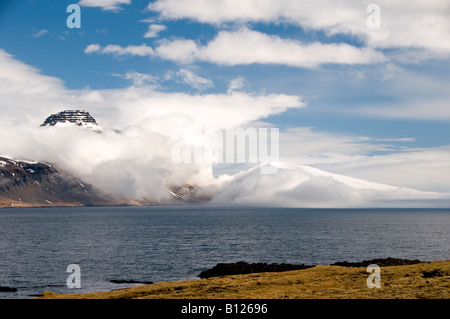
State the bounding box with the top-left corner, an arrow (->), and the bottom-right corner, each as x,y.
197,258 -> 422,279
37,258 -> 450,299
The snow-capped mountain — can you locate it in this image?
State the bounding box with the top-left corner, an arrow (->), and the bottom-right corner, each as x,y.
1,110 -> 448,208
208,162 -> 450,208
41,110 -> 102,131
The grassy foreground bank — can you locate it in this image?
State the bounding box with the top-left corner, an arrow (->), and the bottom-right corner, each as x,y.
38,260 -> 450,299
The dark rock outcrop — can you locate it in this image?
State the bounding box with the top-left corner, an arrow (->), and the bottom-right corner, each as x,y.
422,269 -> 445,278
331,257 -> 422,268
110,279 -> 153,285
199,261 -> 314,279
0,286 -> 17,292
199,258 -> 426,279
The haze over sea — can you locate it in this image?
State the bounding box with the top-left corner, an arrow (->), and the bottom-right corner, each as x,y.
0,206 -> 449,299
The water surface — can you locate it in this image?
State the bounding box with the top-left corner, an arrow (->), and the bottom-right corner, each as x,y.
0,206 -> 448,298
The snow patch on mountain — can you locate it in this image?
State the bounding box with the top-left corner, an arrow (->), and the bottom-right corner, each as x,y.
209,162 -> 450,208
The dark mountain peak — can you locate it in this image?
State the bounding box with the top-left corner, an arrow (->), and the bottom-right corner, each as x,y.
41,110 -> 99,129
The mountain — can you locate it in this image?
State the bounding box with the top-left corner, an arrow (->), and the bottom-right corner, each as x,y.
0,156 -> 152,208
209,162 -> 450,208
1,109 -> 168,208
2,156 -> 448,208
41,110 -> 102,131
1,110 -> 128,207
2,109 -> 449,208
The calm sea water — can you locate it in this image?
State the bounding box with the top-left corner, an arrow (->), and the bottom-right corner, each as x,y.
0,206 -> 449,299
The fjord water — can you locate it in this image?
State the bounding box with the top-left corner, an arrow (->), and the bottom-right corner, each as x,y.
0,206 -> 449,299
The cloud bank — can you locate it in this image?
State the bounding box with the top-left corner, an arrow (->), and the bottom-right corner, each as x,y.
0,49 -> 303,202
1,49 -> 450,206
149,0 -> 450,60
86,28 -> 386,68
210,162 -> 450,208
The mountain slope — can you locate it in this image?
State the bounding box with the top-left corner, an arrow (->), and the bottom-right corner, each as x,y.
0,157 -> 147,208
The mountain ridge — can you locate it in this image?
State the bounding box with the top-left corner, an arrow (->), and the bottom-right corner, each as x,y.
0,156 -> 155,208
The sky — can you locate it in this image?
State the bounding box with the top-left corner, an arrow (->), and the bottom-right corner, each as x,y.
1,0 -> 450,205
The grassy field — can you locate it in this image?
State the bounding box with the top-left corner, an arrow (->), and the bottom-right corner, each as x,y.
38,260 -> 450,299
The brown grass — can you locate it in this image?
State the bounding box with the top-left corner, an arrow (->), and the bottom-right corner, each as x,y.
38,260 -> 450,299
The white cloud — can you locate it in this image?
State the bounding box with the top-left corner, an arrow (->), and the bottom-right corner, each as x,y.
143,24 -> 167,38
122,70 -> 159,86
228,76 -> 245,93
32,29 -> 49,38
140,17 -> 157,23
310,146 -> 450,194
84,43 -> 155,57
174,69 -> 213,90
155,27 -> 387,68
84,43 -> 101,53
149,0 -> 450,61
0,49 -> 68,122
85,28 -> 386,67
78,0 -> 131,11
279,127 -> 385,159
112,89 -> 303,130
154,38 -> 198,63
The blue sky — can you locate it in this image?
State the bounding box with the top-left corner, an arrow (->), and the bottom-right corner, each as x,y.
1,0 -> 450,194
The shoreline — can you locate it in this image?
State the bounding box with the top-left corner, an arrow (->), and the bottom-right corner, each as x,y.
3,205 -> 450,210
37,259 -> 450,299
